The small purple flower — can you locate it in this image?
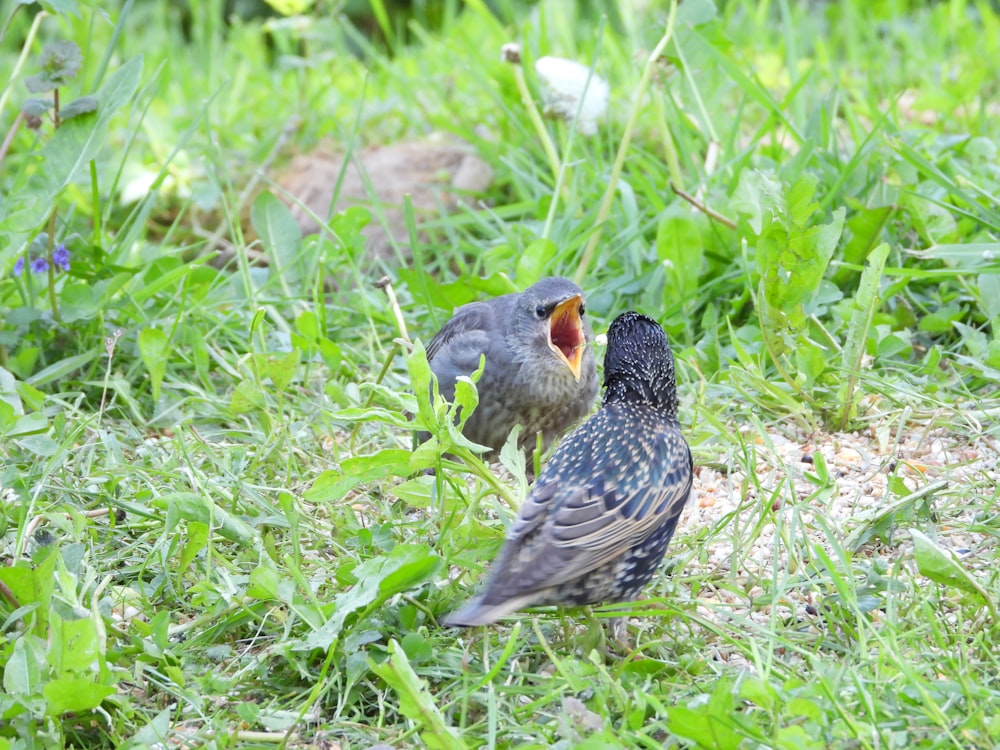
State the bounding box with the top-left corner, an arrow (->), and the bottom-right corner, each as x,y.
30,257 -> 50,274
13,257 -> 25,276
52,244 -> 70,271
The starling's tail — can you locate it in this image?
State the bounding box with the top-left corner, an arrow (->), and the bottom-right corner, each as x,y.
440,594 -> 535,628
440,599 -> 501,628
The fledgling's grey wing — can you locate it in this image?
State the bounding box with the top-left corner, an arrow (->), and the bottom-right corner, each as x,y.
426,297 -> 514,400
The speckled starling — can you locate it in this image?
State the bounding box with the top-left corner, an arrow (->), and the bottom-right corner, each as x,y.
442,311 -> 692,627
426,277 -> 599,458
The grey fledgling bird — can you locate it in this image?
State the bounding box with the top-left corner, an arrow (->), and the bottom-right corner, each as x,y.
426,277 -> 599,458
442,312 -> 692,627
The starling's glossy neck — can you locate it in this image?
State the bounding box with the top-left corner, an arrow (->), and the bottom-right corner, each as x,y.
603,362 -> 679,420
601,312 -> 679,420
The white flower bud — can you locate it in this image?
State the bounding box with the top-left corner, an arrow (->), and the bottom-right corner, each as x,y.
501,43 -> 522,64
534,56 -> 609,135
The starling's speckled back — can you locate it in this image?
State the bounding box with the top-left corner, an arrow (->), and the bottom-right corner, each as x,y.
442,312 -> 692,627
425,277 -> 599,458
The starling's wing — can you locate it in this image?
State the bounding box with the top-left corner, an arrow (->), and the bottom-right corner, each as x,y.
546,436 -> 692,582
493,422 -> 692,596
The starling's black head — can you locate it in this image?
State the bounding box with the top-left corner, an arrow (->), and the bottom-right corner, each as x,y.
602,312 -> 678,416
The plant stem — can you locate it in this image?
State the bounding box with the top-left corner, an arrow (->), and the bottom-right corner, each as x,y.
511,60 -> 561,186
0,10 -> 46,122
45,210 -> 61,323
574,0 -> 679,284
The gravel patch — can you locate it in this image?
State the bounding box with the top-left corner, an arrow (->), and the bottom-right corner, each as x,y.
675,425 -> 999,664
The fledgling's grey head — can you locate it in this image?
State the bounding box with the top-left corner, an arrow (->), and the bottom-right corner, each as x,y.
509,276 -> 592,382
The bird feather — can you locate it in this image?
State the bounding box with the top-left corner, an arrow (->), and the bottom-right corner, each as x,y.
474,403 -> 691,602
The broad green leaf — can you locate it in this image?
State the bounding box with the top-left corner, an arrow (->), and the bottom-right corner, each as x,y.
676,0 -> 717,25
903,189 -> 959,245
265,349 -> 300,394
137,327 -> 170,403
26,351 -> 97,386
230,380 -> 267,413
295,310 -> 321,340
399,632 -> 433,664
43,679 -> 116,717
451,374 -> 481,431
910,529 -> 997,617
251,191 -> 303,287
406,345 -> 488,456
837,243 -> 889,428
16,380 -> 45,411
370,640 -> 466,750
498,425 -> 527,492
774,725 -> 822,749
36,0 -> 81,16
656,210 -> 704,305
0,551 -> 58,635
247,566 -> 285,601
375,546 -> 442,595
835,204 -> 893,282
515,238 -> 558,286
0,367 -> 24,414
60,95 -> 98,120
298,545 -> 441,651
787,696 -> 824,721
977,273 -> 1000,321
126,707 -> 173,746
341,449 -> 414,480
3,636 -> 44,698
329,206 -> 371,249
756,170 -> 844,356
433,364 -> 488,456
786,173 -> 819,225
389,475 -> 436,508
49,615 -> 102,676
738,677 -> 777,711
152,492 -> 256,547
316,338 -> 342,370
761,205 -> 843,320
39,55 -> 142,196
263,0 -> 315,15
22,98 -> 53,117
407,340 -> 437,428
731,169 -> 783,235
178,521 -> 209,575
915,242 -> 1000,269
8,412 -> 48,437
667,677 -> 744,748
304,470 -> 359,503
59,283 -> 99,322
0,401 -> 15,433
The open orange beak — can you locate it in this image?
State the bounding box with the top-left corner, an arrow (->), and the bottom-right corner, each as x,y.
548,294 -> 587,382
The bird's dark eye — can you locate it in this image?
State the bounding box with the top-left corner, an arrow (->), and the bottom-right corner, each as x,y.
579,304 -> 586,316
534,305 -> 548,319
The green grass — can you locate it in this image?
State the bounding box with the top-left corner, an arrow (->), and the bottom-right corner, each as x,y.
2,0 -> 999,747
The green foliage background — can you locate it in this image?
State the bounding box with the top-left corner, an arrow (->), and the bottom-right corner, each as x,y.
0,0 -> 998,747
